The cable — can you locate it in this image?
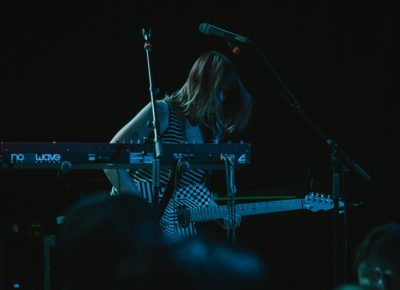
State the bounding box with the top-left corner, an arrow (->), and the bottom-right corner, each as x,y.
222,155 -> 237,245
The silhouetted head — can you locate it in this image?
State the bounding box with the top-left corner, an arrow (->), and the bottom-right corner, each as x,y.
158,236 -> 269,290
57,194 -> 163,290
354,223 -> 400,290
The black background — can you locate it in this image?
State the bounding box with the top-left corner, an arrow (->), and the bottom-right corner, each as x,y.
0,1 -> 397,290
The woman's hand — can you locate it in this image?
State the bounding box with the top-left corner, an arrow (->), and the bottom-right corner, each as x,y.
209,197 -> 242,230
218,213 -> 242,230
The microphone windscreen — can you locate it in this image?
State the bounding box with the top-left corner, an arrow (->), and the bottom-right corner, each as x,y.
199,23 -> 210,34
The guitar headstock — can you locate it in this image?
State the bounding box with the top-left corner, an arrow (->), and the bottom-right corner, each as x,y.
303,192 -> 344,212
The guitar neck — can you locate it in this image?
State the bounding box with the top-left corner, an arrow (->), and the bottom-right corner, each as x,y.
189,198 -> 305,223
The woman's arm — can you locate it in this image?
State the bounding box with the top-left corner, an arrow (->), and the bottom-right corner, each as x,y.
104,100 -> 169,196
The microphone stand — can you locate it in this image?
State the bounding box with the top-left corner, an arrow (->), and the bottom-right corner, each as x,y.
226,41 -> 371,286
142,28 -> 163,211
223,155 -> 237,246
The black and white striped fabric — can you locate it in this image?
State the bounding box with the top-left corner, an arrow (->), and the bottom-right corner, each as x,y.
114,99 -> 212,237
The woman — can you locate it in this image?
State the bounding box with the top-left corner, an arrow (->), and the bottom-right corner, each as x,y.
105,51 -> 253,238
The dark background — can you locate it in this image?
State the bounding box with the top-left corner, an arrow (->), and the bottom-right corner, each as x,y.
0,1 -> 397,290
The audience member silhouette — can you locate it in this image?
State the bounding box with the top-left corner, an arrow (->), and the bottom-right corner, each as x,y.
353,222 -> 400,290
57,193 -> 164,290
158,236 -> 270,290
57,193 -> 270,290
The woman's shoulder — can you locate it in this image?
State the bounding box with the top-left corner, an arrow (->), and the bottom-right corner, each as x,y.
155,99 -> 169,134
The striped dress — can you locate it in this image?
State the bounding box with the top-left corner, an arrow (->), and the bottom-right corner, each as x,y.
128,99 -> 212,237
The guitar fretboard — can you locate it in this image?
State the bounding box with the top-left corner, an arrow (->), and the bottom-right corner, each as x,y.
189,198 -> 304,222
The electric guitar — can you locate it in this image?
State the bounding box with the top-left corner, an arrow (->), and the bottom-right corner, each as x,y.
160,187 -> 343,237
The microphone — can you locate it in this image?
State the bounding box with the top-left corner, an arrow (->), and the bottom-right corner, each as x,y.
199,23 -> 251,44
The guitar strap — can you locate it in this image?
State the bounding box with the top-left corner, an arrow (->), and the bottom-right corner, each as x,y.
157,100 -> 187,221
157,158 -> 180,221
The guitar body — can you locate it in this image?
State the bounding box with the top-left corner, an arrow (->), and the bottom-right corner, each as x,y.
158,184 -> 213,238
